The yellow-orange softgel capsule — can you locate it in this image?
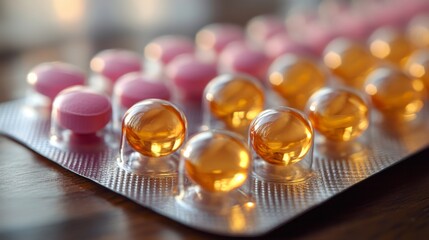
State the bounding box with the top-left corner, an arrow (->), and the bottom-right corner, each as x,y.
183,131 -> 251,193
407,14 -> 429,49
204,74 -> 265,134
365,67 -> 425,120
368,27 -> 415,67
249,108 -> 313,166
122,99 -> 187,157
306,88 -> 369,142
404,49 -> 429,95
323,38 -> 378,89
268,54 -> 326,110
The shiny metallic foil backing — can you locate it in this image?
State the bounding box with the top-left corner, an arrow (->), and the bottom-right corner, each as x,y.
0,99 -> 428,236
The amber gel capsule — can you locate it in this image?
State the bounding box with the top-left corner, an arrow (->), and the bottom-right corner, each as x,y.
404,49 -> 429,95
407,14 -> 429,49
204,74 -> 265,135
365,67 -> 425,120
368,27 -> 415,67
306,88 -> 369,141
122,99 -> 187,157
249,107 -> 313,166
268,54 -> 326,110
183,131 -> 251,192
323,38 -> 377,89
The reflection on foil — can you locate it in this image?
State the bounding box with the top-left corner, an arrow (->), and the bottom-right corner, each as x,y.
316,137 -> 369,162
228,203 -> 255,233
376,109 -> 429,152
1,99 -> 429,236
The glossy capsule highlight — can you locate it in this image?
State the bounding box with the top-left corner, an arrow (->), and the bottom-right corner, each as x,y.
204,74 -> 265,135
122,99 -> 187,157
323,38 -> 377,89
306,88 -> 369,142
249,107 -> 313,166
368,27 -> 415,67
365,67 -> 425,120
404,49 -> 429,95
407,14 -> 429,49
182,131 -> 251,193
268,54 -> 326,110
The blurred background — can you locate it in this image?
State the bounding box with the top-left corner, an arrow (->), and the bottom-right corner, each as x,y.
0,0 -> 293,50
1,0 -> 425,103
0,0 -> 298,102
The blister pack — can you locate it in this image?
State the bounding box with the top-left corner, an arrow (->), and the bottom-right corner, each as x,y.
2,1 -> 429,236
1,88 -> 429,236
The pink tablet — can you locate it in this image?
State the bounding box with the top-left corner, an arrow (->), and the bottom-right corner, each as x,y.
246,15 -> 286,45
329,13 -> 372,41
53,87 -> 112,134
389,0 -> 429,26
114,72 -> 171,109
166,54 -> 218,101
27,62 -> 85,101
364,0 -> 424,30
144,35 -> 194,65
264,33 -> 311,62
300,21 -> 338,56
196,23 -> 245,55
218,41 -> 269,82
90,49 -> 142,83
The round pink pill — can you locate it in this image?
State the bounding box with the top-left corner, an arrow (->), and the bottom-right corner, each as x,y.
53,87 -> 112,134
329,13 -> 372,41
371,0 -> 429,29
264,33 -> 311,62
114,72 -> 171,109
369,7 -> 401,29
246,15 -> 286,45
300,21 -> 339,56
144,35 -> 194,65
219,42 -> 269,82
318,2 -> 374,44
27,62 -> 85,101
390,0 -> 429,26
166,54 -> 218,101
90,49 -> 142,83
196,23 -> 245,54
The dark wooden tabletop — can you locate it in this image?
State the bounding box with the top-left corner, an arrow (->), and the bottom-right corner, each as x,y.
1,22 -> 429,240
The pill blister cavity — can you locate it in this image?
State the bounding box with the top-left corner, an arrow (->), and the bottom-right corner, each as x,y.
50,86 -> 112,151
268,54 -> 326,110
90,49 -> 142,94
119,99 -> 187,175
365,66 -> 425,121
112,72 -> 171,131
177,130 -> 253,213
407,14 -> 429,49
218,42 -> 269,82
306,87 -> 369,142
26,62 -> 86,114
195,23 -> 244,59
368,27 -> 415,67
203,74 -> 265,136
323,38 -> 377,89
250,107 -> 314,182
404,49 -> 429,95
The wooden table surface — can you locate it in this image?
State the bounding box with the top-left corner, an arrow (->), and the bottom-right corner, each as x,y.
1,44 -> 429,240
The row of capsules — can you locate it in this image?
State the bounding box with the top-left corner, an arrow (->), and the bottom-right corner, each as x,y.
25,0 -> 429,212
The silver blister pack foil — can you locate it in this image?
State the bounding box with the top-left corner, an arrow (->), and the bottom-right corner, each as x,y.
0,98 -> 428,236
